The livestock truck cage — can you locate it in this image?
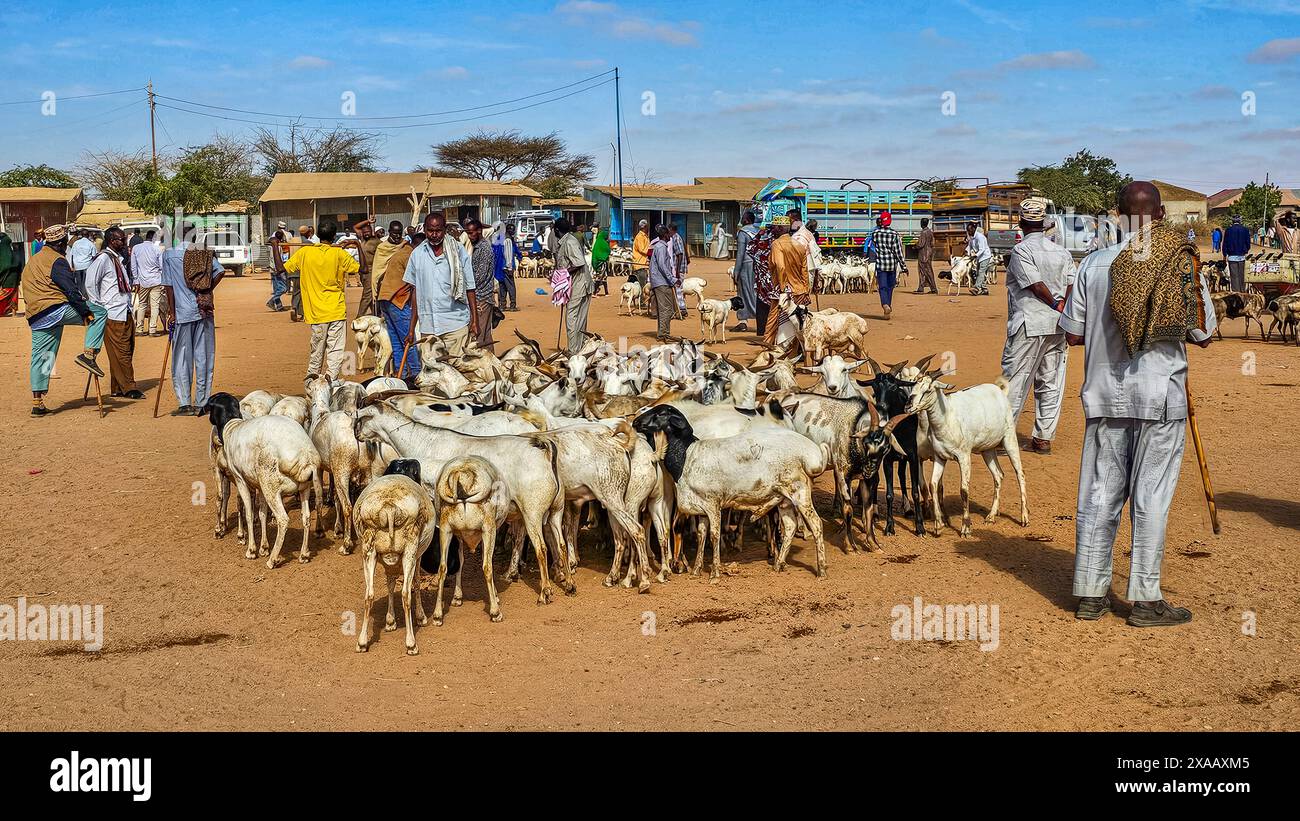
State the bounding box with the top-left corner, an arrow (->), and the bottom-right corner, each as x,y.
753,178 -> 935,258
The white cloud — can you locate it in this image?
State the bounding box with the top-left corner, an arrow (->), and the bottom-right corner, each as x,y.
998,50 -> 1097,71
556,1 -> 699,46
1246,37 -> 1300,63
288,55 -> 331,70
435,66 -> 470,80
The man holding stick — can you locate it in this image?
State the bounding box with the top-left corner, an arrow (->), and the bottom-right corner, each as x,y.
1059,181 -> 1216,627
404,213 -> 477,361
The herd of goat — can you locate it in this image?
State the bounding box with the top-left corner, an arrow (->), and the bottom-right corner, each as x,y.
197,300 -> 1032,654
190,246 -> 1298,654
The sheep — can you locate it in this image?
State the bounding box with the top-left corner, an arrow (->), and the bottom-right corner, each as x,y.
946,256 -> 974,296
681,276 -> 707,306
199,392 -> 323,568
199,393 -> 248,544
620,280 -> 643,315
514,422 -> 652,592
352,315 -> 392,376
904,370 -> 1029,537
239,389 -> 283,418
632,406 -> 829,579
353,459 -> 436,654
698,298 -> 734,344
353,400 -> 570,602
432,456 -> 511,624
269,395 -> 310,429
781,294 -> 870,361
307,373 -> 388,553
1210,291 -> 1267,339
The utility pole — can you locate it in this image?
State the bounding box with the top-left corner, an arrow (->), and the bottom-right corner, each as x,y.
614,67 -> 626,244
147,80 -> 158,173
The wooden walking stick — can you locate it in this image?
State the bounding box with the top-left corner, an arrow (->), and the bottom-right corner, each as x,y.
153,327 -> 173,418
1186,381 -> 1220,535
396,334 -> 414,379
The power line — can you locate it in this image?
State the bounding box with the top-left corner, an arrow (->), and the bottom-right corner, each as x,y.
154,77 -> 616,131
154,69 -> 616,122
0,87 -> 144,106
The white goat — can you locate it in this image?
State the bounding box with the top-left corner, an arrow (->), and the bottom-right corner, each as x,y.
432,456 -> 512,625
620,280 -> 643,315
947,256 -> 974,296
681,276 -> 707,306
632,406 -> 829,579
904,371 -> 1029,537
698,298 -> 733,344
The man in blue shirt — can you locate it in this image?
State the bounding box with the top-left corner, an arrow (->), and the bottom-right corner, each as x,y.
1222,215 -> 1252,292
403,212 -> 478,359
69,230 -> 96,275
163,244 -> 225,414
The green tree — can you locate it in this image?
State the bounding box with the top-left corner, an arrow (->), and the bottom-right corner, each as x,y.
126,160 -> 223,215
0,164 -> 78,188
1221,181 -> 1282,231
1017,149 -> 1132,213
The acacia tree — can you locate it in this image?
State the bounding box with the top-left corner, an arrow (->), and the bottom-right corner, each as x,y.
75,148 -> 156,199
1221,181 -> 1282,230
1017,149 -> 1132,213
250,124 -> 383,176
0,164 -> 78,188
429,130 -> 595,193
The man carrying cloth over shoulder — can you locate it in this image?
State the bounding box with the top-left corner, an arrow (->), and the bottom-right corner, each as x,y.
1059,181 -> 1215,628
22,223 -> 108,416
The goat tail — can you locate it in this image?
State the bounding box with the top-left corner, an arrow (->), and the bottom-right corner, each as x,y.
544,439 -> 565,513
994,376 -> 1010,394
610,419 -> 638,454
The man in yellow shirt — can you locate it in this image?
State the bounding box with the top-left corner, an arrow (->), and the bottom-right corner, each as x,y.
631,219 -> 651,290
284,220 -> 359,378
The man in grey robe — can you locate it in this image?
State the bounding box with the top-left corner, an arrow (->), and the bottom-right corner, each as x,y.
1059,181 -> 1216,628
731,210 -> 759,332
555,217 -> 593,355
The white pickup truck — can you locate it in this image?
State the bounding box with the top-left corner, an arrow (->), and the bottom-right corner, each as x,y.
195,230 -> 250,276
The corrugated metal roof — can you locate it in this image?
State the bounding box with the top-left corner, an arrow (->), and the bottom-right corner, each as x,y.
75,200 -> 149,228
1210,187 -> 1300,210
537,197 -> 596,208
0,186 -> 83,203
259,172 -> 540,202
587,177 -> 774,202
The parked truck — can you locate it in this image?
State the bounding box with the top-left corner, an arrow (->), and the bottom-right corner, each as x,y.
754,178 -> 933,256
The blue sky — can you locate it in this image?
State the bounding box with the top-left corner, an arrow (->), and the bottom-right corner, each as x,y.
1,0 -> 1297,195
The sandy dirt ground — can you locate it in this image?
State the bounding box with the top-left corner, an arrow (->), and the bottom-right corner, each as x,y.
1,253 -> 1297,731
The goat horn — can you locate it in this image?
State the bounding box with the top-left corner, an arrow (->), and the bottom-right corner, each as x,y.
913,353 -> 937,373
865,356 -> 882,375
887,360 -> 906,375
883,412 -> 911,433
